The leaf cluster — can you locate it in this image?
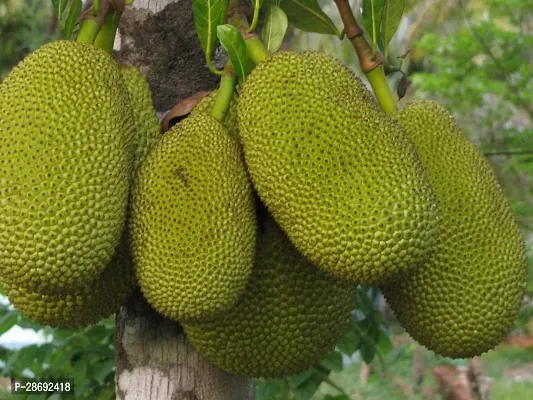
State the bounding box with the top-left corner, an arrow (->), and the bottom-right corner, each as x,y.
0,299 -> 115,400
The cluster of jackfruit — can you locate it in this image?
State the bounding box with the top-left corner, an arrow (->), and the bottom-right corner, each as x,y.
0,40 -> 160,327
0,39 -> 527,380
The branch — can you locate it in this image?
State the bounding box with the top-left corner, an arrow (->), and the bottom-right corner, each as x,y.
333,0 -> 381,73
333,0 -> 397,114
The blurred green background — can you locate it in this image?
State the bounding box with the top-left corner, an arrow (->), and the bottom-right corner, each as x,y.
0,0 -> 532,399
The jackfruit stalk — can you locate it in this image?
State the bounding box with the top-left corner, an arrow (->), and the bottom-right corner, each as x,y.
192,90 -> 239,140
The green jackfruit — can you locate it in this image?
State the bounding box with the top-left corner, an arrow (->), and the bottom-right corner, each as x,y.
184,213 -> 355,378
0,40 -> 135,293
381,101 -> 527,358
120,67 -> 161,171
2,232 -> 135,328
192,90 -> 239,139
238,51 -> 440,285
131,112 -> 256,322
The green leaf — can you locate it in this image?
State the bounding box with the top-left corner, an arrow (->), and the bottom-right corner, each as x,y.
319,351 -> 344,372
359,339 -> 376,364
51,0 -> 69,28
267,0 -> 340,36
64,0 -> 82,40
193,0 -> 229,74
92,360 -> 115,384
356,287 -> 375,314
217,24 -> 250,82
296,375 -> 322,400
288,368 -> 314,388
381,0 -> 405,57
262,5 -> 288,52
0,310 -> 18,335
337,331 -> 361,356
16,345 -> 39,369
35,343 -> 54,364
376,326 -> 393,355
362,0 -> 386,55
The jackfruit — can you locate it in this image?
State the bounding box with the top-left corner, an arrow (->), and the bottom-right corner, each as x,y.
131,112 -> 256,322
184,213 -> 355,378
0,40 -> 135,293
2,231 -> 135,328
381,101 -> 527,358
238,51 -> 440,285
192,90 -> 239,139
120,66 -> 161,171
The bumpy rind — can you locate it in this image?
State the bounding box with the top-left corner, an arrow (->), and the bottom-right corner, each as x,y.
191,90 -> 239,140
131,112 -> 256,322
120,66 -> 161,171
2,232 -> 136,328
238,51 -> 440,285
184,214 -> 355,378
381,100 -> 528,358
0,40 -> 135,293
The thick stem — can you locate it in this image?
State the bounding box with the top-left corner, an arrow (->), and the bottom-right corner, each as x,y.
76,18 -> 101,45
333,0 -> 397,114
226,0 -> 250,31
245,36 -> 269,65
366,66 -> 397,114
212,63 -> 237,122
334,0 -> 363,39
94,9 -> 120,54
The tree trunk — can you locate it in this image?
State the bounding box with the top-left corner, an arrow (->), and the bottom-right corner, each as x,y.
114,1 -> 253,398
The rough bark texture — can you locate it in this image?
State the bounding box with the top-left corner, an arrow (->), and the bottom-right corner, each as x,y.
115,292 -> 253,400
114,1 -> 252,399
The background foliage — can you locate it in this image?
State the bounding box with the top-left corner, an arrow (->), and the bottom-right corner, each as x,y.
0,0 -> 532,399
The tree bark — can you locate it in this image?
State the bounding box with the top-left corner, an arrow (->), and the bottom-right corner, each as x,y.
114,1 -> 253,398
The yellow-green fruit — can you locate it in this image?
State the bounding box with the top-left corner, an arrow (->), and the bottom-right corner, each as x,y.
2,232 -> 136,328
0,40 -> 135,293
120,66 -> 161,171
381,101 -> 528,358
238,52 -> 440,285
184,214 -> 355,378
192,90 -> 239,139
131,112 -> 256,322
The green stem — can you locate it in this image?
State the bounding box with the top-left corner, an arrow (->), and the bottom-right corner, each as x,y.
323,377 -> 351,397
247,0 -> 260,33
94,9 -> 120,54
366,65 -> 397,114
76,18 -> 101,45
245,37 -> 269,65
212,63 -> 237,122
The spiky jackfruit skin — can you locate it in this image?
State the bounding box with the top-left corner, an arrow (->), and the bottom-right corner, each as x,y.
0,41 -> 135,293
381,101 -> 527,358
192,90 -> 239,139
2,232 -> 135,328
131,112 -> 256,322
238,51 -> 440,285
184,214 -> 355,378
120,67 -> 161,171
